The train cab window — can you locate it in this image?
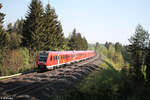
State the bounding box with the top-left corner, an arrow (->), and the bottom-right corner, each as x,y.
56,56 -> 57,60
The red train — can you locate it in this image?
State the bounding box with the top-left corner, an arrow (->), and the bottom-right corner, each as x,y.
37,50 -> 95,70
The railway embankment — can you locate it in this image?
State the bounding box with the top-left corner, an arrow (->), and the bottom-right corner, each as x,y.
0,56 -> 102,100
55,58 -> 149,100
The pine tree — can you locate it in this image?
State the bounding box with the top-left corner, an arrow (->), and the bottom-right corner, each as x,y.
95,42 -> 99,53
115,42 -> 122,52
43,3 -> 65,50
55,21 -> 65,50
76,33 -> 82,50
145,41 -> 150,82
13,18 -> 24,34
43,3 -> 54,50
105,42 -> 109,49
82,37 -> 88,50
68,29 -> 88,50
22,0 -> 45,50
128,24 -> 149,81
9,32 -> 22,49
0,3 -> 10,49
7,23 -> 13,33
68,29 -> 78,50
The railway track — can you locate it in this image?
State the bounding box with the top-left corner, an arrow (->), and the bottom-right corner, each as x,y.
0,55 -> 102,100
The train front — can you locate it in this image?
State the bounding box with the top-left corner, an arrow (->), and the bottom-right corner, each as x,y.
37,51 -> 49,70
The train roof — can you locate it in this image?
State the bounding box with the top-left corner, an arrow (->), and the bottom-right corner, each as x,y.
39,50 -> 94,54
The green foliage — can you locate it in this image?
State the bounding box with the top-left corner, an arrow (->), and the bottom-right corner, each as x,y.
88,43 -> 95,50
13,18 -> 24,34
96,42 -> 127,69
0,49 -> 2,74
0,48 -> 32,76
6,23 -> 13,33
128,24 -> 149,81
115,42 -> 122,52
58,60 -> 138,100
54,21 -> 65,50
107,44 -> 115,60
145,42 -> 150,81
68,29 -> 88,50
22,0 -> 45,50
43,3 -> 65,50
0,3 -> 10,49
68,29 -> 78,50
9,32 -> 22,49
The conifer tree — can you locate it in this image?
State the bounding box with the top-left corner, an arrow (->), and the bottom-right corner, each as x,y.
145,41 -> 150,82
43,3 -> 65,50
22,0 -> 45,50
128,24 -> 149,81
7,23 -> 13,33
0,3 -> 10,49
43,3 -> 54,50
55,21 -> 65,50
68,29 -> 88,50
76,33 -> 82,50
95,42 -> 99,52
68,29 -> 78,50
82,37 -> 88,50
13,18 -> 24,34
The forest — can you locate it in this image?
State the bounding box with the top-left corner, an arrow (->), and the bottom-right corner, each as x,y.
0,0 -> 88,75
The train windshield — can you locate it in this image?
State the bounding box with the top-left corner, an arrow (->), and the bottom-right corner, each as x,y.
39,53 -> 48,62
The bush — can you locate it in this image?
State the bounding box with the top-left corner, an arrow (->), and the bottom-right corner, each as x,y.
0,48 -> 33,76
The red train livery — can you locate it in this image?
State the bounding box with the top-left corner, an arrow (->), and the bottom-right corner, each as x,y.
37,50 -> 95,70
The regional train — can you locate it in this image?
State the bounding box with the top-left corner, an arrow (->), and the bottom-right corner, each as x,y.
36,50 -> 95,70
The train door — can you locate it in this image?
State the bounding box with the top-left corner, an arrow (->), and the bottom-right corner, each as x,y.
55,55 -> 58,65
49,55 -> 52,66
52,55 -> 55,66
58,54 -> 59,65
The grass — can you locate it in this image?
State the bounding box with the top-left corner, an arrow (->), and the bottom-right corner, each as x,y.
54,58 -> 146,100
76,59 -> 129,100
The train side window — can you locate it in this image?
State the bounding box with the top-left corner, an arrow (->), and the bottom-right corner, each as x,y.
53,56 -> 55,61
50,56 -> 52,61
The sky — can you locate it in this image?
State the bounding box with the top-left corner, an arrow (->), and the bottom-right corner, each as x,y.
1,0 -> 150,45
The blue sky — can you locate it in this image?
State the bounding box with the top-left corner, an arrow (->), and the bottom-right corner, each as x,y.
1,0 -> 150,44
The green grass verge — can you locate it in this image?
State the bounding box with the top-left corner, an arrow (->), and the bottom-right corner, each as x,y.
54,59 -> 143,100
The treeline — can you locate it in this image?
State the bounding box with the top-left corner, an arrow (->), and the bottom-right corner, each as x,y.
0,0 -> 88,75
68,29 -> 88,50
96,24 -> 150,82
92,24 -> 150,99
0,0 -> 88,51
95,42 -> 127,70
